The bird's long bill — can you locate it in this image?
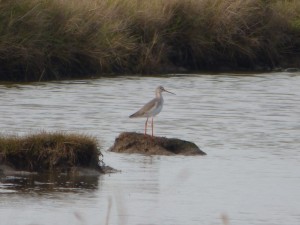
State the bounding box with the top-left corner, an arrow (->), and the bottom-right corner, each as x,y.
165,89 -> 175,95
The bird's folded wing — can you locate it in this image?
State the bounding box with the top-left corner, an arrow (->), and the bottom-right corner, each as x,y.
130,98 -> 158,117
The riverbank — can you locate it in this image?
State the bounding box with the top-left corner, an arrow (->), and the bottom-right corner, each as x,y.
0,132 -> 103,173
0,0 -> 300,81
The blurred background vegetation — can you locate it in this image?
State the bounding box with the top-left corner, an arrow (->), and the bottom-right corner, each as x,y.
0,0 -> 299,81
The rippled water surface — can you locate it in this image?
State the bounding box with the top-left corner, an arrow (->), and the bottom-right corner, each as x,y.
1,72 -> 300,225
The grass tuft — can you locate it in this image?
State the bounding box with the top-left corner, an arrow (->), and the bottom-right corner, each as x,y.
0,131 -> 101,172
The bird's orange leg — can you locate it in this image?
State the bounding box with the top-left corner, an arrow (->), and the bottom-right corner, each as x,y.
151,117 -> 154,137
145,117 -> 148,135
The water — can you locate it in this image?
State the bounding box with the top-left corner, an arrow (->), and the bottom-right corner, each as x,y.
0,72 -> 300,225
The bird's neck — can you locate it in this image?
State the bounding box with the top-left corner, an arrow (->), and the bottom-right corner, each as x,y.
156,91 -> 162,98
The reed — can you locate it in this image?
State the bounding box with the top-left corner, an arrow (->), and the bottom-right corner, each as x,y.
0,0 -> 299,81
0,131 -> 101,172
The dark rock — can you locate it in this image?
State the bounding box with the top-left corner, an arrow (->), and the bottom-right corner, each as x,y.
69,166 -> 119,175
284,68 -> 300,72
273,67 -> 283,72
0,164 -> 37,176
109,132 -> 206,156
0,163 -> 116,175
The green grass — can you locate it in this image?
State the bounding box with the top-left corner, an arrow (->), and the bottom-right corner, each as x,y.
0,131 -> 101,172
0,0 -> 300,81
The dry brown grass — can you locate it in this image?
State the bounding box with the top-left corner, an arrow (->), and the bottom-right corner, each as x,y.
0,0 -> 299,81
0,131 -> 101,172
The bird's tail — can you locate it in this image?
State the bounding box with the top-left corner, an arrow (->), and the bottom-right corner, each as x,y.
129,113 -> 137,118
129,111 -> 142,118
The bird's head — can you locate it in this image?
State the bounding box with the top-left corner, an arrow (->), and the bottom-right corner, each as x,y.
156,86 -> 175,95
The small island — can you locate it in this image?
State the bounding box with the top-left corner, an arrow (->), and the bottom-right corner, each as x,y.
109,132 -> 206,156
0,132 -> 107,174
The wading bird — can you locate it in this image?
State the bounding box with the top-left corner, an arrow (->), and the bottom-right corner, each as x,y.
129,85 -> 175,137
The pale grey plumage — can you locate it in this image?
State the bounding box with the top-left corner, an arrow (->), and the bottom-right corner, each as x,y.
129,85 -> 175,136
129,86 -> 173,118
129,96 -> 162,118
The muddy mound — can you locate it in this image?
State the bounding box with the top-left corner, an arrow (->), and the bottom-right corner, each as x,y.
109,132 -> 206,156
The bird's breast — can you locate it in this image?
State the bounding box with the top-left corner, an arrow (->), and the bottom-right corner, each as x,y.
150,99 -> 163,117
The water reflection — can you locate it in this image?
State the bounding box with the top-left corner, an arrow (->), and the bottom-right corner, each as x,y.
0,172 -> 100,194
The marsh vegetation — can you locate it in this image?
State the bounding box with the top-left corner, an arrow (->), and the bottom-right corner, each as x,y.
0,0 -> 300,81
0,132 -> 101,172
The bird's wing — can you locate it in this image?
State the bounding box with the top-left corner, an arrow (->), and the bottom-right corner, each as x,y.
129,98 -> 158,118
